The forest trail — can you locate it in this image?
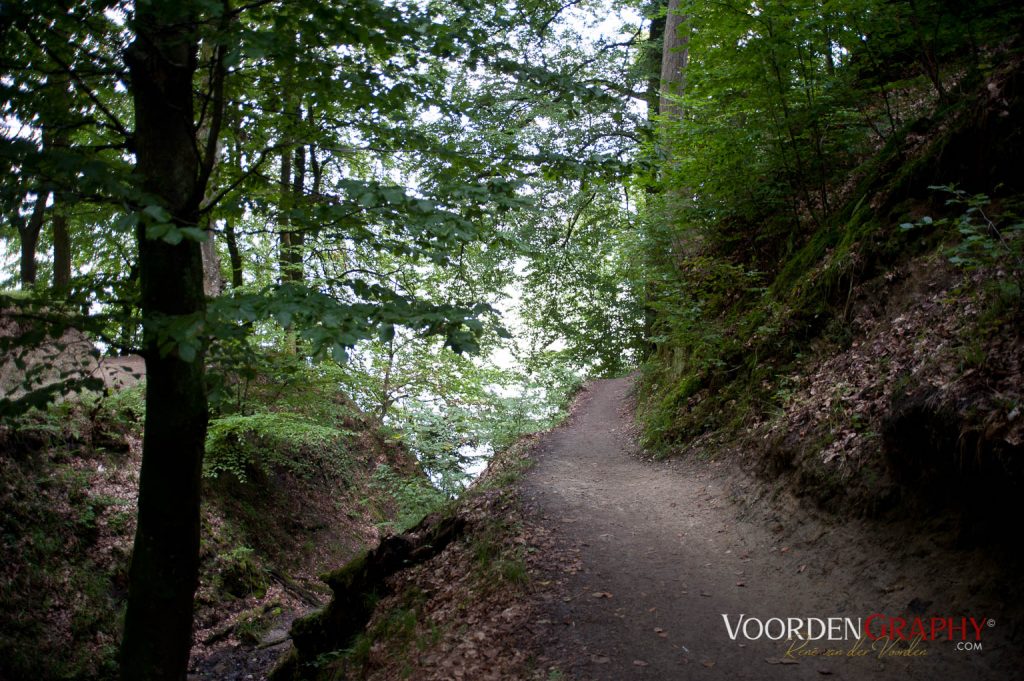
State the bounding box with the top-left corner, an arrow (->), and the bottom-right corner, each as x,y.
521,376 -> 1016,681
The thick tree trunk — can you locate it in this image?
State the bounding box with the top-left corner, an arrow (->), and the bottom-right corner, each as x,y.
120,7 -> 208,681
659,0 -> 688,119
19,192 -> 45,288
642,6 -> 666,358
52,194 -> 71,293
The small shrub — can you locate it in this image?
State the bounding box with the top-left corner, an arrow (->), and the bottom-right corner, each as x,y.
215,545 -> 268,599
234,602 -> 282,645
370,463 -> 445,532
903,185 -> 1024,314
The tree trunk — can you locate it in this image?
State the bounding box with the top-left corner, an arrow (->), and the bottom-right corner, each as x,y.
197,40 -> 226,299
224,126 -> 245,288
120,6 -> 209,680
52,193 -> 71,294
645,6 -> 666,121
224,218 -> 244,287
287,143 -> 305,283
278,142 -> 293,283
201,234 -> 224,297
659,0 -> 689,119
642,5 -> 666,358
19,192 -> 46,288
120,265 -> 140,353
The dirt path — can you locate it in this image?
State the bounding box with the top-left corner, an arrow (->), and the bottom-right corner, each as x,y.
521,376 -> 1021,681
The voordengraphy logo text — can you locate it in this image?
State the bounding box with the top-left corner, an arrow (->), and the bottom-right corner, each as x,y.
721,614 -> 990,643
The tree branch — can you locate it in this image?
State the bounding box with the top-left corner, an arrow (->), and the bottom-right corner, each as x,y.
22,29 -> 132,143
197,142 -> 283,215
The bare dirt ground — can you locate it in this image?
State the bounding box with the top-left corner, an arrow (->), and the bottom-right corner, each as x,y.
521,376 -> 1023,681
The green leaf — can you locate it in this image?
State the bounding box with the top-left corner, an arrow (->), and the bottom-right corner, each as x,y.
179,343 -> 196,363
161,227 -> 184,245
143,204 -> 172,223
331,344 -> 348,363
179,227 -> 209,242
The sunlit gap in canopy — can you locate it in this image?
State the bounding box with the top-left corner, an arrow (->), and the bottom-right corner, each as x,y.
349,0 -> 646,488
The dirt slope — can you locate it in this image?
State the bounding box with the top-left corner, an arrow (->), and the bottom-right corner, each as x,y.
521,376 -> 1021,681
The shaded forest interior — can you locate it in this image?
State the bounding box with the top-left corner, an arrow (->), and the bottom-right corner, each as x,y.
2,0 -> 1023,679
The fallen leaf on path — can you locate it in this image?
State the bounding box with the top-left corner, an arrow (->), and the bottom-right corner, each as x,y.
633,660 -> 649,667
736,581 -> 746,587
798,565 -> 807,574
591,592 -> 613,599
654,627 -> 668,638
702,660 -> 715,668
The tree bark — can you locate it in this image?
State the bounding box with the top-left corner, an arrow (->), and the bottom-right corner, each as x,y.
19,192 -> 46,288
201,233 -> 224,296
646,6 -> 666,121
224,217 -> 244,288
278,142 -> 293,283
286,142 -> 305,283
197,39 -> 226,298
642,5 -> 666,357
120,6 -> 210,680
659,0 -> 688,119
52,193 -> 71,293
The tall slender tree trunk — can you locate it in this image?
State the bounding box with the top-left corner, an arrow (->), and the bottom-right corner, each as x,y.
198,40 -> 225,298
287,142 -> 306,283
21,123 -> 66,289
224,128 -> 245,288
645,7 -> 666,121
120,6 -> 209,680
642,6 -> 666,357
278,140 -> 293,282
224,217 -> 244,288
